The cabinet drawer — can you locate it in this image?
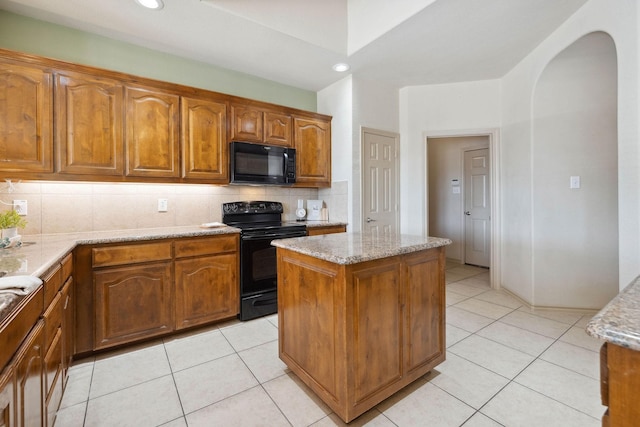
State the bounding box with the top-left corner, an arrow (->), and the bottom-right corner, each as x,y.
174,235 -> 238,258
43,264 -> 62,309
61,252 -> 73,281
92,241 -> 172,267
43,291 -> 62,349
0,286 -> 43,369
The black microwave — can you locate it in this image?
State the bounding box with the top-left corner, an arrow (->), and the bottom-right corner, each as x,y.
229,141 -> 296,185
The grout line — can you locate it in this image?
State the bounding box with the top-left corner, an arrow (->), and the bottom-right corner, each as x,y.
441,271 -> 603,424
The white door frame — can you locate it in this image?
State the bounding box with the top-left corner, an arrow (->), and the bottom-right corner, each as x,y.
361,127 -> 400,234
425,128 -> 501,290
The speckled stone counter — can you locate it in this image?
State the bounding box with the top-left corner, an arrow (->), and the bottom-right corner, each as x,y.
587,275 -> 640,351
271,232 -> 451,265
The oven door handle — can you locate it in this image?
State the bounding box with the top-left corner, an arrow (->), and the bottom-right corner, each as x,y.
242,232 -> 306,240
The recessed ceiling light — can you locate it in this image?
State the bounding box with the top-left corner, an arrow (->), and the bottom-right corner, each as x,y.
135,0 -> 164,10
332,63 -> 350,72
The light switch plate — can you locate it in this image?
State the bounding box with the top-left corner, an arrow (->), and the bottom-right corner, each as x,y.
570,176 -> 581,189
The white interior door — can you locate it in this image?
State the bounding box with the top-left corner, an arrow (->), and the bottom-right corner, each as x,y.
464,148 -> 491,267
362,128 -> 399,236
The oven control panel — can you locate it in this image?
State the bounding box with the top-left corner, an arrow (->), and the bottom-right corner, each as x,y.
222,201 -> 283,215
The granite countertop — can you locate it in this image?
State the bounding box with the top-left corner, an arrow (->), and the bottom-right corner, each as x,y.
272,232 -> 451,265
586,275 -> 640,351
0,225 -> 240,325
0,225 -> 240,279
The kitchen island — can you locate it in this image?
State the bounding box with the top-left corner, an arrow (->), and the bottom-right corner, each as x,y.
587,275 -> 640,427
273,232 -> 451,422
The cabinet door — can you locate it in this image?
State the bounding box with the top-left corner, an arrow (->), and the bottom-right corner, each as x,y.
230,104 -> 262,142
15,320 -> 44,427
181,97 -> 228,182
94,263 -> 173,349
55,71 -> 124,175
293,117 -> 331,187
61,278 -> 74,383
351,261 -> 403,402
175,253 -> 238,330
125,86 -> 180,178
0,61 -> 53,173
403,249 -> 445,374
43,328 -> 63,427
0,366 -> 14,427
264,112 -> 292,147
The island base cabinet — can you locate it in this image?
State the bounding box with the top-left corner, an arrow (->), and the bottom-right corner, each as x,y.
601,342 -> 640,427
277,246 -> 445,423
94,263 -> 173,350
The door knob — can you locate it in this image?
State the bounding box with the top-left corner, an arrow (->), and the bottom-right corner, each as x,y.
366,217 -> 377,223
464,211 -> 471,216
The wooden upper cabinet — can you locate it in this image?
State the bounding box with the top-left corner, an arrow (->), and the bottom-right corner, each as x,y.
56,71 -> 123,175
181,96 -> 228,182
0,61 -> 53,173
230,104 -> 262,142
264,112 -> 292,147
231,104 -> 292,147
293,116 -> 331,187
125,86 -> 180,178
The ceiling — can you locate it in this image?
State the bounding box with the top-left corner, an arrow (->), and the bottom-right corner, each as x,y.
0,0 -> 589,92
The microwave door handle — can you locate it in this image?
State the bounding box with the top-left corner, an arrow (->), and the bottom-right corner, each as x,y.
283,152 -> 288,178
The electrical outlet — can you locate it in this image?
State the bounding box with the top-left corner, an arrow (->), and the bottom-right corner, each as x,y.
13,200 -> 27,215
158,198 -> 168,212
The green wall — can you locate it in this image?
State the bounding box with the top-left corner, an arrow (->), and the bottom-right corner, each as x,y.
0,10 -> 316,111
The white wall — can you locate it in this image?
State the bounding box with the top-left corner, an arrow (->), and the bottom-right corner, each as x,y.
318,76 -> 354,229
318,75 -> 400,232
501,0 -> 638,300
399,80 -> 502,236
531,32 -> 618,309
398,0 -> 635,308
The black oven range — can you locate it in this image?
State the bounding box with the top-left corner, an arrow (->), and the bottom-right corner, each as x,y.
222,201 -> 307,321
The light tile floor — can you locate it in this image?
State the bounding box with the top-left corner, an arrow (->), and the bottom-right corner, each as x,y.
56,264 -> 606,426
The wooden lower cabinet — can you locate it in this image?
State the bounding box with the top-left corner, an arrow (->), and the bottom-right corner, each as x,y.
175,253 -> 238,330
61,278 -> 74,385
277,246 -> 445,422
15,320 -> 44,427
79,234 -> 240,352
307,225 -> 346,236
600,342 -> 640,427
42,291 -> 63,427
94,262 -> 173,350
0,365 -> 14,427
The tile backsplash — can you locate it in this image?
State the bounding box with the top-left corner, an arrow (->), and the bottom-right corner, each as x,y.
0,180 -> 348,235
